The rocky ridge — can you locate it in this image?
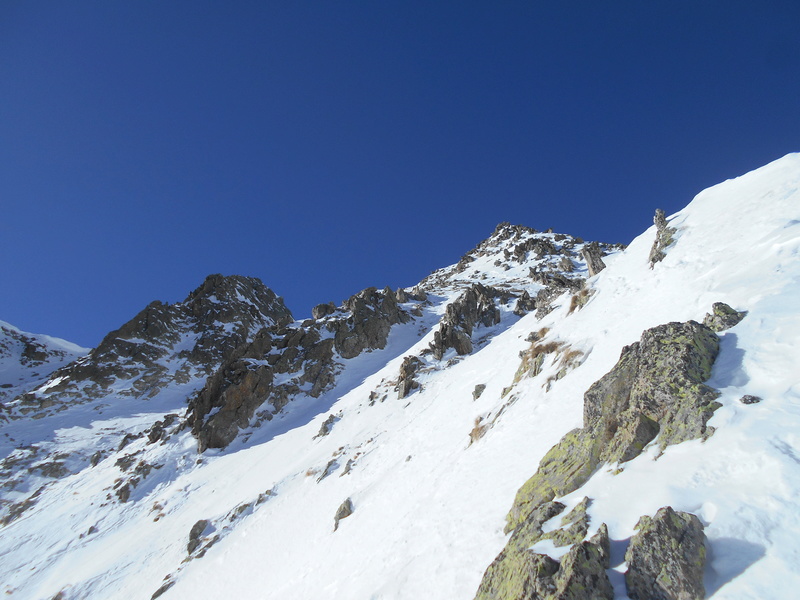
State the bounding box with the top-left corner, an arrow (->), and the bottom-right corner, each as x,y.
4,274 -> 292,420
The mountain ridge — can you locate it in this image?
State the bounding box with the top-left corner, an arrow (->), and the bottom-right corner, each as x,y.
1,153 -> 799,599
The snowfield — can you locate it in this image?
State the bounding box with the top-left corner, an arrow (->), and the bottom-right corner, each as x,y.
1,153 -> 799,599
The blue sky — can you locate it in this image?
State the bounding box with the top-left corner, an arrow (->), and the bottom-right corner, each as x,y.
1,1 -> 798,347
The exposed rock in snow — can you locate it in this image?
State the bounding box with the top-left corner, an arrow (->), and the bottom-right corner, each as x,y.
506,318 -> 721,533
702,302 -> 747,333
648,208 -> 677,267
625,506 -> 706,600
581,242 -> 607,277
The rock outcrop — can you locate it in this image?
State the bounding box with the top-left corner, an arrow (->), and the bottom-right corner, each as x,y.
474,499 -> 613,600
397,355 -> 424,399
648,209 -> 677,267
506,319 -> 721,532
625,507 -> 706,600
11,275 -> 293,416
703,302 -> 747,332
188,286 -> 411,451
431,284 -> 501,360
581,242 -> 607,277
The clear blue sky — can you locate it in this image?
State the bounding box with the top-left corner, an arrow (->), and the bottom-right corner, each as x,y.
2,1 -> 798,347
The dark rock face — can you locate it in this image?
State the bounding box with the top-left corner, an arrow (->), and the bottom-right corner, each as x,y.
649,209 -> 677,267
703,302 -> 747,332
333,497 -> 354,531
188,286 -> 410,451
581,242 -> 607,277
333,287 -> 410,359
507,319 -> 720,532
15,275 -> 293,416
625,507 -> 706,600
431,284 -> 501,360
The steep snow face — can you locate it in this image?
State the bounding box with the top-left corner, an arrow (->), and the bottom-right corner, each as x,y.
0,321 -> 87,409
1,154 -> 799,600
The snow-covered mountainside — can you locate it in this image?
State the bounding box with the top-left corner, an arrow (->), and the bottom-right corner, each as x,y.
0,322 -> 88,413
1,153 -> 799,599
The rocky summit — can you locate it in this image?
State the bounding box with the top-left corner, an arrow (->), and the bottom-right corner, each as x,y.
2,154 -> 800,599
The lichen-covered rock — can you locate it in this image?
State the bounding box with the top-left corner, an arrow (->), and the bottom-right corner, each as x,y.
333,497 -> 354,531
473,384 -> 487,400
475,500 -> 613,600
506,319 -> 720,532
475,549 -> 560,600
702,302 -> 747,332
554,539 -> 614,600
648,209 -> 677,267
581,242 -> 606,277
625,507 -> 706,600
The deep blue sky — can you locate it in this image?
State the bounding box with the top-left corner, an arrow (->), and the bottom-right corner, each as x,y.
2,2 -> 798,347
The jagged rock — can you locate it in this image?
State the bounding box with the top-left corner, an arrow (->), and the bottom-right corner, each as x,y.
544,497 -> 591,547
395,288 -> 409,303
581,242 -> 606,277
431,284 -> 500,360
740,394 -> 762,404
408,286 -> 427,301
334,287 -> 410,359
15,275 -> 293,413
506,319 -> 720,532
333,497 -> 354,531
648,209 -> 677,267
625,507 -> 706,600
397,355 -> 424,399
311,302 -> 336,319
555,539 -> 614,600
513,291 -> 536,316
473,384 -> 487,400
703,302 -> 747,332
475,498 -> 613,600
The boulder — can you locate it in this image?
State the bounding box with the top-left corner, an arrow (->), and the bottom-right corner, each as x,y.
333,498 -> 354,531
625,507 -> 706,600
702,302 -> 747,332
507,319 -> 720,532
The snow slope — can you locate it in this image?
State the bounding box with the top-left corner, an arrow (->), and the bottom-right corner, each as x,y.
1,153 -> 799,599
